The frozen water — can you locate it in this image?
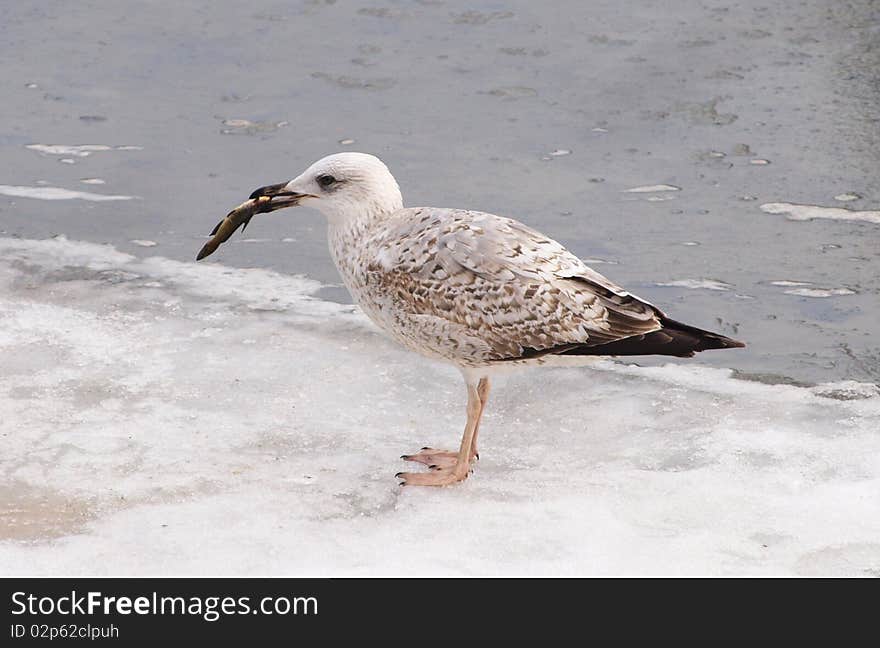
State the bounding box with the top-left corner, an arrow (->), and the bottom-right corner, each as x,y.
3,0 -> 880,573
583,257 -> 618,265
0,185 -> 134,202
770,280 -> 813,287
1,236 -> 878,576
219,119 -> 289,135
25,144 -> 143,157
623,184 -> 681,193
4,0 -> 879,388
761,202 -> 880,225
783,287 -> 856,298
656,279 -> 732,291
766,280 -> 856,297
26,144 -> 115,157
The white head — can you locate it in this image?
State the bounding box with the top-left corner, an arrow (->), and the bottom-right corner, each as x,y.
250,152 -> 403,224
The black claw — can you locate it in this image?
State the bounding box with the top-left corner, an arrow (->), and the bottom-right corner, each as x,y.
395,472 -> 404,478
429,464 -> 438,469
400,455 -> 409,460
421,446 -> 431,450
475,453 -> 480,460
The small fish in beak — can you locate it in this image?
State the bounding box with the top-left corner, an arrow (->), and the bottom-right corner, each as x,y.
196,183 -> 311,261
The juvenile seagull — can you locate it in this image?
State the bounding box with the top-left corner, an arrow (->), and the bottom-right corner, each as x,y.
198,152 -> 744,486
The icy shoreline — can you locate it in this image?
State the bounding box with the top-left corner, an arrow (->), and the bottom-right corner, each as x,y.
1,236 -> 878,576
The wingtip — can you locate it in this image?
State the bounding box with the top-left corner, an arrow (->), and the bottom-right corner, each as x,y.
712,336 -> 745,350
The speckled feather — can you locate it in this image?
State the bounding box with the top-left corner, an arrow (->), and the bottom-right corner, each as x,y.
329,207 -> 663,366
200,152 -> 739,370
196,152 -> 741,486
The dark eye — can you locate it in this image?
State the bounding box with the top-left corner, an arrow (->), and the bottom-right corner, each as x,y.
317,174 -> 337,188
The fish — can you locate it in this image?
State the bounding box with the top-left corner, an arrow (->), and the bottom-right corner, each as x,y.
196,196 -> 272,261
196,182 -> 311,261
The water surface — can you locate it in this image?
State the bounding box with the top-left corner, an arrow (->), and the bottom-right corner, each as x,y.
3,0 -> 879,383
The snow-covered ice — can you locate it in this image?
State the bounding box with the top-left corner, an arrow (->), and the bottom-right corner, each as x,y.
1,237 -> 878,576
783,287 -> 856,298
25,144 -> 143,157
769,280 -> 814,288
623,184 -> 681,193
655,279 -> 732,291
766,280 -> 857,298
0,185 -> 134,202
760,202 -> 880,225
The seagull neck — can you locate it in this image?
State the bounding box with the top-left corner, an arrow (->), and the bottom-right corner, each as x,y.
326,205 -> 398,291
325,204 -> 398,239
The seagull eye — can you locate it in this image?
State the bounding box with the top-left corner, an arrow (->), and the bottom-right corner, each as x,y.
317,174 -> 337,189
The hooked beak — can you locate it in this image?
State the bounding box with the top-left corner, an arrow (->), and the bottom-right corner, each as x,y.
248,182 -> 315,211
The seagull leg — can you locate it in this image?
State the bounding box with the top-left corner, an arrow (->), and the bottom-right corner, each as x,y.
401,376 -> 490,470
399,376 -> 489,472
397,380 -> 483,486
471,377 -> 491,462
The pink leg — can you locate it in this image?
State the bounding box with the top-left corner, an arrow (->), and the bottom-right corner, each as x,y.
401,376 -> 490,470
397,379 -> 485,487
471,377 -> 491,461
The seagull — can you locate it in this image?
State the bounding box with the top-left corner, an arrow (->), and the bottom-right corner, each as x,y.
198,152 -> 744,486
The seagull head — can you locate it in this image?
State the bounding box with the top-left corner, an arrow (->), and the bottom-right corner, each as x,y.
250,152 -> 403,223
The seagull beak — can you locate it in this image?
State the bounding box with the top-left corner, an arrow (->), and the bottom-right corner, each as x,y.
248,182 -> 315,211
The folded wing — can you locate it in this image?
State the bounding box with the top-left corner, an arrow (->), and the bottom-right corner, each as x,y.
370,209 -> 672,361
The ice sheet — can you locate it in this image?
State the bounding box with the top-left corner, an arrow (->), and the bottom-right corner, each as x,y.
0,185 -> 135,201
655,279 -> 732,291
1,237 -> 878,576
623,184 -> 681,193
760,202 -> 880,225
25,144 -> 144,157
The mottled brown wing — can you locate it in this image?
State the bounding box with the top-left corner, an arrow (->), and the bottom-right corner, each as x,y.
372,209 -> 663,360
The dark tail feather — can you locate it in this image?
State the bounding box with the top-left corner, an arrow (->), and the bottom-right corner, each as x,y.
659,317 -> 745,352
555,317 -> 745,359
